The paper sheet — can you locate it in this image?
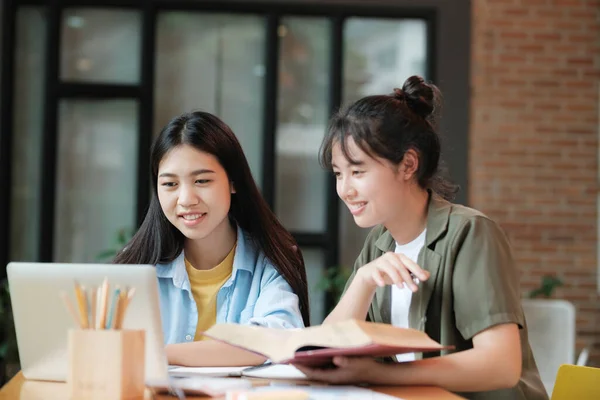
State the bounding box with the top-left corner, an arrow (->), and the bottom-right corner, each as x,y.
241,364 -> 307,380
150,376 -> 252,397
169,366 -> 250,377
253,384 -> 403,399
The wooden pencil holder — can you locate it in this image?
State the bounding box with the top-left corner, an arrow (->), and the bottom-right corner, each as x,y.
67,329 -> 146,400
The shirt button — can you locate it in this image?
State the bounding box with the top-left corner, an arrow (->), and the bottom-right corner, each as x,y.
185,335 -> 192,341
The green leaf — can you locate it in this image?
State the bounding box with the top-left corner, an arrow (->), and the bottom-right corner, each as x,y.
95,227 -> 134,262
528,275 -> 563,299
315,266 -> 352,304
116,228 -> 129,245
95,249 -> 119,261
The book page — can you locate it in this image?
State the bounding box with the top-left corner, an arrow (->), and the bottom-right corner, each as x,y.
287,320 -> 372,351
203,320 -> 449,364
203,324 -> 299,361
204,321 -> 373,362
356,320 -> 448,350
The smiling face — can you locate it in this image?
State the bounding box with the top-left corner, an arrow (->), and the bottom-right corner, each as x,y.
332,138 -> 408,229
157,144 -> 234,242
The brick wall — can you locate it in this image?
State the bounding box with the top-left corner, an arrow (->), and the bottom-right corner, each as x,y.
470,0 -> 600,366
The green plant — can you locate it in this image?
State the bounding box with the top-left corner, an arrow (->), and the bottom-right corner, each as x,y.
96,227 -> 134,262
0,279 -> 19,384
528,275 -> 564,299
317,266 -> 353,313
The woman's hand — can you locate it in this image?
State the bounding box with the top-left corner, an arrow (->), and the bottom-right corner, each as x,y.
323,252 -> 429,324
357,252 -> 429,292
294,356 -> 383,385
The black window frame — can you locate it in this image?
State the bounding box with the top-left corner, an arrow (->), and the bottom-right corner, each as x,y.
0,0 -> 470,314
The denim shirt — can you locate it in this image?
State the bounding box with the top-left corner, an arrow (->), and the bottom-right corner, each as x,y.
156,226 -> 304,345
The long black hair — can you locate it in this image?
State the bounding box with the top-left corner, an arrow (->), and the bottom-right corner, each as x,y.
320,75 -> 458,200
114,111 -> 310,326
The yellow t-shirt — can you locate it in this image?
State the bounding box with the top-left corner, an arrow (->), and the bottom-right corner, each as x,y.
185,243 -> 235,341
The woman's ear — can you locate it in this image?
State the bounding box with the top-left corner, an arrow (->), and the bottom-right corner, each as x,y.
401,149 -> 420,181
230,181 -> 236,194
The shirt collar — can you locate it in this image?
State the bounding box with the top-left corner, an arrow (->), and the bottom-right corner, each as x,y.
375,190 -> 451,253
155,225 -> 256,288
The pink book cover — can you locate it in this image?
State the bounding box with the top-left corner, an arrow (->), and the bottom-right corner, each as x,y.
283,343 -> 454,366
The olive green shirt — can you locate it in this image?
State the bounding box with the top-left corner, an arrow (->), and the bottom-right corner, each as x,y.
346,193 -> 548,400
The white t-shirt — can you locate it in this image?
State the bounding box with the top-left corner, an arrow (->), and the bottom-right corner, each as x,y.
391,228 -> 426,362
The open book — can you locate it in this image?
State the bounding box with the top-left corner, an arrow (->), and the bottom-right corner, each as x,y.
202,319 -> 451,366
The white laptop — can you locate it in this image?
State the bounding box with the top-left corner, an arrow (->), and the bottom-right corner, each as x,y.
7,262 -> 255,396
7,262 -> 169,383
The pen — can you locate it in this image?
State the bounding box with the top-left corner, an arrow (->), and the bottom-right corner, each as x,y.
98,278 -> 109,329
116,288 -> 130,329
86,286 -> 95,330
410,273 -> 421,285
73,281 -> 89,329
95,286 -> 102,329
241,361 -> 273,373
60,291 -> 82,328
126,287 -> 136,303
61,278 -> 136,330
105,287 -> 121,329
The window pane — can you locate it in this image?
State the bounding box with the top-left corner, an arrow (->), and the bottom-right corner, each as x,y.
340,18 -> 428,269
302,248 -> 325,325
155,13 -> 265,186
54,100 -> 138,262
344,18 -> 428,103
10,7 -> 47,261
61,8 -> 141,84
275,18 -> 330,233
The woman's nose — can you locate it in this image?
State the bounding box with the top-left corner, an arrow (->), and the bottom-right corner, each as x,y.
338,177 -> 357,200
178,184 -> 199,207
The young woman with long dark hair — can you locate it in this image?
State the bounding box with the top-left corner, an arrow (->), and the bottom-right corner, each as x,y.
115,111 -> 309,367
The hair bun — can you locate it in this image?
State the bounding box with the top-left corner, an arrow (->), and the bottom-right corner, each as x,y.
392,87 -> 405,101
400,75 -> 437,119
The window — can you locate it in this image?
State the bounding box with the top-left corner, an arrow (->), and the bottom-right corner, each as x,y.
0,1 -> 472,326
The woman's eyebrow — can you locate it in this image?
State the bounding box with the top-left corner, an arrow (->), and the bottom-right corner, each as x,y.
158,169 -> 216,178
